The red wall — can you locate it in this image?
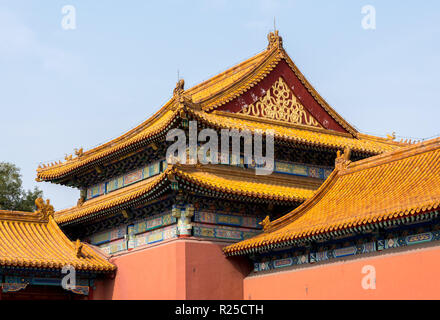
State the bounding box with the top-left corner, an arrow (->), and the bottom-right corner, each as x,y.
94,239 -> 185,299
93,238 -> 251,300
244,244 -> 440,300
184,240 -> 251,299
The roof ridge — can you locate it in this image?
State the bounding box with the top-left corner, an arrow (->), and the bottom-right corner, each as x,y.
0,212 -> 116,271
200,47 -> 282,110
36,47 -> 277,179
37,30 -> 405,184
0,209 -> 47,223
224,137 -> 440,255
262,169 -> 341,232
185,49 -> 268,96
264,137 -> 440,232
54,163 -> 320,225
344,137 -> 440,174
37,100 -> 178,173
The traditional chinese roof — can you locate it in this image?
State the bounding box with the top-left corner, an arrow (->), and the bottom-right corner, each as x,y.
0,204 -> 116,272
55,164 -> 320,225
36,109 -> 180,182
188,108 -> 400,154
36,30 -> 405,184
224,137 -> 440,255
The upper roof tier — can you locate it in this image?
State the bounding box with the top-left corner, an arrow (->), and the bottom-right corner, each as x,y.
224,137 -> 440,256
0,199 -> 116,272
36,30 -> 406,184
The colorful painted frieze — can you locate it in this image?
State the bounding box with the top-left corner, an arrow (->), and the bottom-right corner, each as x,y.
86,183 -> 106,199
161,160 -> 168,171
87,159 -> 167,199
251,226 -> 440,274
252,242 -> 376,273
124,168 -> 143,185
274,161 -> 332,180
194,211 -> 261,229
90,212 -> 178,253
195,211 -> 216,224
377,231 -> 440,250
1,276 -> 92,295
193,223 -> 261,241
149,161 -> 161,176
90,226 -> 125,245
98,238 -> 127,255
134,225 -> 177,247
253,254 -> 309,272
143,161 -> 161,179
132,212 -> 176,234
107,176 -> 124,193
310,242 -> 376,263
127,225 -> 136,249
87,158 -> 330,200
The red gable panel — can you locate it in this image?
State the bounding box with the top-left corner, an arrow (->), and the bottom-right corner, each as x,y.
215,60 -> 348,134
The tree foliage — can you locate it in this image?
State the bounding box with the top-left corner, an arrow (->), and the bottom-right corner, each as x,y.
0,162 -> 43,211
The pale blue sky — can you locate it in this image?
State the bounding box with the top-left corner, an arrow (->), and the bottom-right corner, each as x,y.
1,0 -> 439,210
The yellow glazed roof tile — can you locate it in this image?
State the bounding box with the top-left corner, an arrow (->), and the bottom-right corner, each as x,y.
55,165 -> 320,225
36,108 -> 179,181
189,109 -> 403,154
36,33 -> 405,182
55,173 -> 167,224
186,50 -> 270,104
224,137 -> 440,255
0,208 -> 116,271
36,48 -> 278,182
173,164 -> 318,202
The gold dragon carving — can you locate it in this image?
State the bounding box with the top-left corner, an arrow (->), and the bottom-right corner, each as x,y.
239,77 -> 321,127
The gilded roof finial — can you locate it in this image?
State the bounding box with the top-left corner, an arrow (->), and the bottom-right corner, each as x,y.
173,78 -> 185,97
35,197 -> 55,220
267,29 -> 283,50
335,147 -> 351,171
259,215 -> 271,232
173,78 -> 193,105
74,147 -> 84,158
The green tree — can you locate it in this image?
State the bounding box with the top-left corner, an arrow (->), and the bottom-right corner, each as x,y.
0,162 -> 43,211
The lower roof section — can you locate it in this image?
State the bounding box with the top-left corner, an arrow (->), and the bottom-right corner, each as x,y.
0,207 -> 115,272
224,137 -> 440,255
54,164 -> 321,225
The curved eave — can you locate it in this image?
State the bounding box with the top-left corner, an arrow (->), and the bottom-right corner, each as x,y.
225,209 -> 440,257
174,164 -> 318,204
35,49 -> 276,183
36,107 -> 181,182
224,138 -> 440,256
282,51 -> 359,136
36,41 -> 407,184
0,216 -> 116,272
198,47 -> 281,111
55,171 -> 170,225
55,164 -> 320,226
188,108 -> 404,155
194,46 -> 358,137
